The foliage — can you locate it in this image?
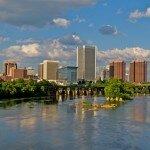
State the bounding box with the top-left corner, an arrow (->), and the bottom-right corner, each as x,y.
91,80 -> 106,87
104,78 -> 135,100
0,79 -> 58,99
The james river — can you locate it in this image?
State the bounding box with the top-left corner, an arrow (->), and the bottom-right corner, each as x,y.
0,96 -> 150,150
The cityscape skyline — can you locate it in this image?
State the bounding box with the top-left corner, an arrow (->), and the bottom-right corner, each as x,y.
0,0 -> 150,80
0,52 -> 149,83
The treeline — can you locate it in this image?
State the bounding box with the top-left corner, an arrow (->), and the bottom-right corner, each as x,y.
104,78 -> 150,100
0,79 -> 57,99
0,78 -> 149,100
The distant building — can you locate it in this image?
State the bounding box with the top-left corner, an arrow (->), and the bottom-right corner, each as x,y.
43,60 -> 59,81
26,67 -> 34,76
3,61 -> 17,75
38,63 -> 43,80
58,66 -> 78,83
101,65 -> 110,81
130,60 -> 147,83
77,45 -> 96,81
109,60 -> 126,80
10,67 -> 27,79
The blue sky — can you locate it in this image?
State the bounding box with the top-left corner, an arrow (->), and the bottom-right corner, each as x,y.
0,0 -> 150,79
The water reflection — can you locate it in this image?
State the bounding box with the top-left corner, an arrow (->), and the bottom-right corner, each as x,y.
0,96 -> 150,150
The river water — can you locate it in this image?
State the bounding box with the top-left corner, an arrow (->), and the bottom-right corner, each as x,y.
0,96 -> 150,150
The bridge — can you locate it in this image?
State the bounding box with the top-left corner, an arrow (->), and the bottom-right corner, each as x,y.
47,86 -> 105,97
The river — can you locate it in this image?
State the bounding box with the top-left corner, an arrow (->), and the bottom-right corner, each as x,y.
0,96 -> 150,150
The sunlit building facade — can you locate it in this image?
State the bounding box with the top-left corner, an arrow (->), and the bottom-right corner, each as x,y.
109,60 -> 126,80
77,45 -> 96,81
130,60 -> 147,83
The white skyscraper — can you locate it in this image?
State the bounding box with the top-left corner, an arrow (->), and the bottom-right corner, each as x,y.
77,45 -> 96,81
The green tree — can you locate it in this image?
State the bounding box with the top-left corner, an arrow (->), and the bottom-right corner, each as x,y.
104,78 -> 135,100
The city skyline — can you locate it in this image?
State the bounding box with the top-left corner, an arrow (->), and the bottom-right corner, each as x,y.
0,0 -> 150,80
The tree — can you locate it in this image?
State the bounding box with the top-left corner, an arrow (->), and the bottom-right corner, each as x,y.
104,78 -> 135,100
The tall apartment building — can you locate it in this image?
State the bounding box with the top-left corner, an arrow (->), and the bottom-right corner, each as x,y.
130,60 -> 147,83
77,45 -> 96,81
43,60 -> 59,81
38,63 -> 44,80
3,61 -> 17,75
109,60 -> 126,80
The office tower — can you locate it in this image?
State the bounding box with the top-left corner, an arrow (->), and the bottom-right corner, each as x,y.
109,60 -> 126,80
77,45 -> 96,81
3,61 -> 17,75
43,60 -> 59,81
58,66 -> 78,83
38,63 -> 43,80
130,60 -> 147,83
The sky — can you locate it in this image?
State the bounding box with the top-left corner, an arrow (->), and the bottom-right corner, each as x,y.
0,0 -> 150,80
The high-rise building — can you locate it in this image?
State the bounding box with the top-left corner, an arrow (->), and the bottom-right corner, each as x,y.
130,60 -> 147,83
109,60 -> 126,80
38,63 -> 43,80
77,45 -> 96,81
58,66 -> 78,83
43,60 -> 59,81
3,61 -> 17,75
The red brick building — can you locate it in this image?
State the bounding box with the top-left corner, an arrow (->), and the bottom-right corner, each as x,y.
130,61 -> 147,83
109,60 -> 126,80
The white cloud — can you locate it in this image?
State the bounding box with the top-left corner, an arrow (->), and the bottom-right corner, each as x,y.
129,7 -> 150,22
0,0 -> 98,27
52,18 -> 70,27
5,43 -> 41,58
97,47 -> 150,63
59,34 -> 86,45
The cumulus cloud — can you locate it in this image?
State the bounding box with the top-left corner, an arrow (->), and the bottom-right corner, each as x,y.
0,0 -> 98,27
4,43 -> 41,58
0,34 -> 88,69
52,18 -> 70,27
99,25 -> 118,35
97,47 -> 150,63
59,34 -> 86,45
129,7 -> 150,22
48,42 -> 75,60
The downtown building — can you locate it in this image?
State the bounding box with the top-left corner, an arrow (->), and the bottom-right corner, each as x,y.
77,45 -> 96,82
3,61 -> 17,75
130,60 -> 147,83
58,66 -> 78,84
38,63 -> 44,80
41,60 -> 59,81
109,60 -> 126,80
101,65 -> 110,81
10,67 -> 27,79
